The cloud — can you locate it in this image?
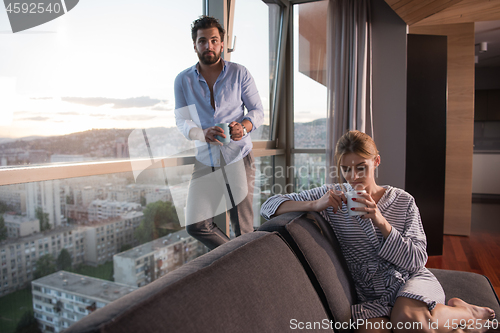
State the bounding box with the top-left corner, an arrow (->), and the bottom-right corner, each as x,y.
151,104 -> 173,111
58,111 -> 80,116
62,96 -> 163,109
13,111 -> 31,115
110,115 -> 157,121
22,116 -> 51,121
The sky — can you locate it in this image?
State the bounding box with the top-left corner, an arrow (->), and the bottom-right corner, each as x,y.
0,0 -> 326,139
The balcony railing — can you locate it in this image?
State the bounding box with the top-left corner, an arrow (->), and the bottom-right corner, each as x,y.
0,141 -> 282,186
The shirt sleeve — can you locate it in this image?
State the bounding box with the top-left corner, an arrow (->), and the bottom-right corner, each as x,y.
377,197 -> 428,273
260,186 -> 328,220
240,67 -> 264,132
174,73 -> 199,140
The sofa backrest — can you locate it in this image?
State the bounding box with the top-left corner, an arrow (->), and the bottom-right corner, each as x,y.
259,211 -> 357,332
64,231 -> 333,333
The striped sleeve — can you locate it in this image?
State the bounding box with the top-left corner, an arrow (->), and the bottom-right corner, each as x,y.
377,197 -> 428,273
260,186 -> 329,220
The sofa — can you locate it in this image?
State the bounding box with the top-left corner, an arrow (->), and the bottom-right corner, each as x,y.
64,211 -> 500,333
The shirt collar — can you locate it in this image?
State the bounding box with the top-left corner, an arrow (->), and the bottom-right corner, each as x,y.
194,59 -> 227,76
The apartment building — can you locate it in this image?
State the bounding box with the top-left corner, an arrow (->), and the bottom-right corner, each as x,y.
83,211 -> 143,266
26,180 -> 65,228
32,271 -> 137,333
0,184 -> 26,214
3,213 -> 39,238
0,226 -> 86,296
144,186 -> 172,206
87,199 -> 141,221
114,229 -> 207,287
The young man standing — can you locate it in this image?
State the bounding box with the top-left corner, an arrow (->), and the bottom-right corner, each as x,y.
174,16 -> 264,250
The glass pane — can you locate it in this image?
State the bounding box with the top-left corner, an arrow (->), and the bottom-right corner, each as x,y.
0,167 -> 206,330
0,158 -> 273,326
293,153 -> 327,192
231,0 -> 280,141
253,156 -> 274,226
0,0 -> 201,168
474,121 -> 500,151
293,1 -> 328,149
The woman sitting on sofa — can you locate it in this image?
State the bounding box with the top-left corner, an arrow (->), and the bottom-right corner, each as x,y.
260,130 -> 495,333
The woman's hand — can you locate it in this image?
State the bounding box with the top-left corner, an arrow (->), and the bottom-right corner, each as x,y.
351,192 -> 392,237
314,189 -> 347,213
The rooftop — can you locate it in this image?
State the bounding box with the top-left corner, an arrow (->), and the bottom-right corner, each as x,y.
3,213 -> 37,224
32,271 -> 137,303
115,229 -> 191,260
0,224 -> 78,247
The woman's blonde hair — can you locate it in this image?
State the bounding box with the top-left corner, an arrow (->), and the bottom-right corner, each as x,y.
334,130 -> 379,184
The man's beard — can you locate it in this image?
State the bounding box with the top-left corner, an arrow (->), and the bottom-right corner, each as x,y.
197,50 -> 221,65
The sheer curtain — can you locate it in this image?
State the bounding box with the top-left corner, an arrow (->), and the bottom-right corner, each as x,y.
325,0 -> 373,183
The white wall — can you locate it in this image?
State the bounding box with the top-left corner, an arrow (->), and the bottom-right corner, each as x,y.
114,256 -> 137,287
472,153 -> 500,194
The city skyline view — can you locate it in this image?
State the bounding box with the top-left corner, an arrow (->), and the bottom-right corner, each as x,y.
0,0 -> 326,140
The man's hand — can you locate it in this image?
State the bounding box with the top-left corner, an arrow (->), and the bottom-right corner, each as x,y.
189,126 -> 225,145
229,121 -> 250,141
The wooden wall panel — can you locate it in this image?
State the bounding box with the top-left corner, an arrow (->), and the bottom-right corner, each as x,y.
410,23 -> 475,236
384,0 -> 463,25
413,0 -> 500,26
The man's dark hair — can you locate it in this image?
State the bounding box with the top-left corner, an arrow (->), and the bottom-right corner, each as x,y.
191,16 -> 225,43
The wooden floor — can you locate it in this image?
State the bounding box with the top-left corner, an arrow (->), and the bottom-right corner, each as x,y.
425,203 -> 500,297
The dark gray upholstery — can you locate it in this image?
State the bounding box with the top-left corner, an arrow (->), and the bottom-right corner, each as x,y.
258,212 -> 356,332
431,268 -> 500,315
64,231 -> 331,333
64,213 -> 500,333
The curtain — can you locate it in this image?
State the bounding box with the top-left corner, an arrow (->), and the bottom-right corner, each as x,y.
326,0 -> 373,183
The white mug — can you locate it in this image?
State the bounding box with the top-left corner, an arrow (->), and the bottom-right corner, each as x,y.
345,190 -> 367,216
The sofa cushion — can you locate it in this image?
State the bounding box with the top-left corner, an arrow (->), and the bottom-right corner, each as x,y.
65,231 -> 332,333
259,212 -> 357,332
430,268 -> 500,315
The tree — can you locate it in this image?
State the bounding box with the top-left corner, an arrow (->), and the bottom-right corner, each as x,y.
134,201 -> 181,244
66,195 -> 74,205
34,254 -> 56,279
0,215 -> 7,241
35,207 -> 50,232
0,201 -> 8,214
56,249 -> 72,271
120,244 -> 133,252
15,310 -> 42,333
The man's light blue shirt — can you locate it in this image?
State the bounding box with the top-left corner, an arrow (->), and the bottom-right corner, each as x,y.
174,60 -> 264,167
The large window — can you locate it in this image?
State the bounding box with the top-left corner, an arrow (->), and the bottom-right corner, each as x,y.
0,4 -> 286,327
0,1 -> 207,330
0,0 -> 202,167
292,1 -> 328,190
231,0 -> 280,141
